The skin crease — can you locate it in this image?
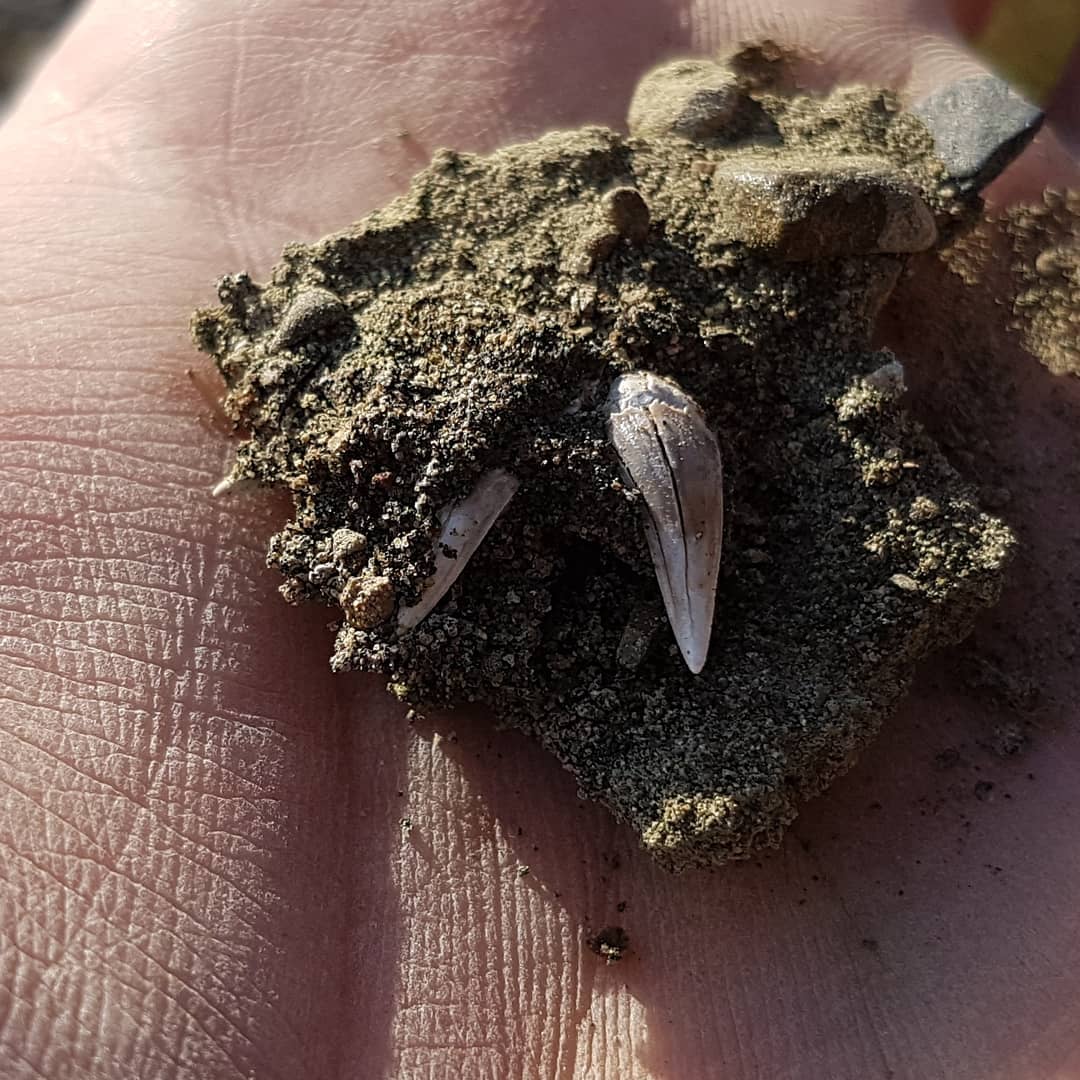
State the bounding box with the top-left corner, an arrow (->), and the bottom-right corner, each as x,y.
0,1 -> 1078,1077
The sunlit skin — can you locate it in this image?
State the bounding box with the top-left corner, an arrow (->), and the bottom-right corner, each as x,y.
0,1 -> 1077,1076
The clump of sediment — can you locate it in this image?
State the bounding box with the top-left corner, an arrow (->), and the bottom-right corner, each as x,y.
192,47 -> 1016,870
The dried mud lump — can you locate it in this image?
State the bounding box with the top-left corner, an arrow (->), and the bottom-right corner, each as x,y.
192,53 -> 1014,870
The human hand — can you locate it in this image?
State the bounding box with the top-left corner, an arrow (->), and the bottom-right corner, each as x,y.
1,1 -> 1077,1077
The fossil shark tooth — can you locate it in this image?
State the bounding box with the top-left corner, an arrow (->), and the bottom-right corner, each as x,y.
606,371 -> 723,674
397,468 -> 520,632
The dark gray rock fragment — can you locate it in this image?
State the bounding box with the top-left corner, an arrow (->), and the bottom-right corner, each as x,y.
913,74 -> 1044,194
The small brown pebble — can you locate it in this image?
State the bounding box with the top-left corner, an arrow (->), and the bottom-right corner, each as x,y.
565,226 -> 618,277
1034,248 -> 1071,279
331,528 -> 368,561
340,572 -> 396,629
909,496 -> 940,523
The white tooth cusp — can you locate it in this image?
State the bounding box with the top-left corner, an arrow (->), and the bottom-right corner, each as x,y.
397,468 -> 520,632
606,372 -> 724,674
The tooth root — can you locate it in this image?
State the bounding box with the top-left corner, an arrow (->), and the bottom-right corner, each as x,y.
607,372 -> 723,674
397,468 -> 520,632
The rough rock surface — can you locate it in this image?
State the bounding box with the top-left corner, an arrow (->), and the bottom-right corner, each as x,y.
913,73 -> 1044,194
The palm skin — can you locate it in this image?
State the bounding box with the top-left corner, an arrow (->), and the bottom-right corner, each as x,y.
0,1 -> 1078,1077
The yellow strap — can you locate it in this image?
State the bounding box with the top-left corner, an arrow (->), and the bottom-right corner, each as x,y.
976,0 -> 1080,103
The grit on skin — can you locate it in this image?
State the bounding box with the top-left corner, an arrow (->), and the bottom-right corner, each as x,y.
0,1 -> 1079,1079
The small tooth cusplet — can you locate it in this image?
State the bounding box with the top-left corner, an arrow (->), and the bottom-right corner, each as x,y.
397,468 -> 520,632
606,371 -> 724,674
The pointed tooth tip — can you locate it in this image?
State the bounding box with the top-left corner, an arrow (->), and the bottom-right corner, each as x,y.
683,642 -> 708,675
672,609 -> 712,674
